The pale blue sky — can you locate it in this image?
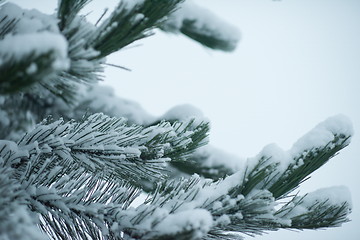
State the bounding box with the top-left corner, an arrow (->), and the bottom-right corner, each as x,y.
10,0 -> 360,239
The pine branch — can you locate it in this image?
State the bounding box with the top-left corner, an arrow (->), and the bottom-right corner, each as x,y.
142,118 -> 210,162
57,0 -> 93,30
162,0 -> 240,52
0,0 -> 238,104
0,3 -> 72,96
29,171 -> 139,240
0,49 -> 61,94
0,112 -> 209,239
2,113 -> 209,188
169,115 -> 353,201
0,139 -> 139,239
0,165 -> 47,240
0,128 -> 353,240
276,187 -> 352,229
88,0 -> 184,58
0,2 -> 354,239
0,15 -> 18,39
168,145 -> 237,181
120,174 -> 278,239
268,134 -> 351,199
0,32 -> 69,94
0,1 -> 184,100
141,172 -> 351,239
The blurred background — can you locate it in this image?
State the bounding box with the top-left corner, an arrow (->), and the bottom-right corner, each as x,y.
11,0 -> 360,239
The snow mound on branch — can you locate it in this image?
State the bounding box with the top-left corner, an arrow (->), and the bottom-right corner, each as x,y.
256,143 -> 291,172
303,186 -> 352,208
291,114 -> 353,156
0,2 -> 59,34
196,145 -> 245,170
0,2 -> 69,71
153,209 -> 213,239
0,32 -> 69,71
284,186 -> 352,219
262,115 -> 352,165
200,115 -> 353,182
161,104 -> 209,125
164,0 -> 240,51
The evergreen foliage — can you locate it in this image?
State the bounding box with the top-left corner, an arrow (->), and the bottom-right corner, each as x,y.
0,1 -> 353,239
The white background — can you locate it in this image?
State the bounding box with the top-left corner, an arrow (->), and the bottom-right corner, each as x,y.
11,0 -> 360,239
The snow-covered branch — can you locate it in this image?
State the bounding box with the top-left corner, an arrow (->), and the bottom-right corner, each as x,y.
0,113 -> 208,187
163,0 -> 240,51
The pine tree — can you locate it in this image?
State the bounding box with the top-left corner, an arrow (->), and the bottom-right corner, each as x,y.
0,1 -> 353,239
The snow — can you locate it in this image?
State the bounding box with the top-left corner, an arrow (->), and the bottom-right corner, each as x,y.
153,209 -> 213,239
281,186 -> 352,220
202,115 -> 353,186
161,103 -> 209,125
302,186 -> 352,209
291,114 -> 353,156
0,32 -> 69,71
214,214 -> 231,226
0,140 -> 29,165
156,114 -> 352,195
132,13 -> 145,23
169,172 -> 245,213
0,2 -> 354,239
256,143 -> 291,173
2,205 -> 48,240
100,22 -> 118,37
233,212 -> 243,220
0,167 -> 47,240
0,109 -> 9,126
26,63 -> 38,74
164,0 -> 240,51
0,3 -> 69,71
122,0 -> 145,11
192,145 -> 245,173
0,2 -> 59,34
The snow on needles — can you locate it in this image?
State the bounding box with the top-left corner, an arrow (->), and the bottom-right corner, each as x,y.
0,3 -> 69,71
303,186 -> 352,208
152,114 -> 354,193
164,0 -> 240,51
291,114 -> 353,156
161,103 -> 209,125
153,209 -> 213,239
0,32 -> 69,71
279,186 -> 352,220
250,115 -> 353,174
0,2 -> 59,34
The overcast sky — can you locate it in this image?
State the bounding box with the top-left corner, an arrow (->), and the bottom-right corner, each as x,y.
11,0 -> 360,239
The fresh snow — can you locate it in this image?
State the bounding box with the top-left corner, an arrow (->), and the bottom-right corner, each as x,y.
0,3 -> 59,34
0,3 -> 69,71
291,114 -> 353,156
161,103 -> 209,125
0,1 -> 354,239
249,115 -> 353,186
201,145 -> 245,168
153,209 -> 213,239
280,186 -> 352,220
0,32 -> 69,71
302,186 -> 352,208
164,0 -> 240,50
